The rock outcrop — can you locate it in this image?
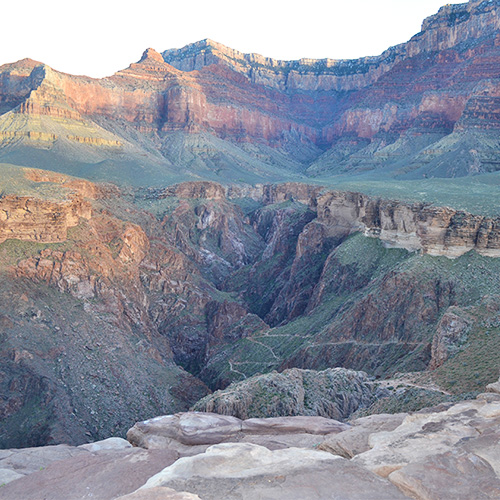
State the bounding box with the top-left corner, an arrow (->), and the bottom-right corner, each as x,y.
2,393 -> 500,499
139,442 -> 408,500
319,413 -> 407,459
126,412 -> 349,453
163,0 -> 500,94
192,368 -> 378,420
179,183 -> 500,258
352,394 -> 500,499
315,190 -> 500,258
487,377 -> 500,394
0,194 -> 91,244
429,307 -> 472,369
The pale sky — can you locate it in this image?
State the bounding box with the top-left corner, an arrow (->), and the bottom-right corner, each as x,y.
2,0 -> 466,78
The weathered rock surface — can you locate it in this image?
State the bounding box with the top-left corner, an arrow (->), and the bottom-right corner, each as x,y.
3,395 -> 500,499
0,443 -> 88,477
0,468 -> 24,485
78,436 -> 132,452
315,190 -> 500,258
126,412 -> 349,452
352,397 -> 500,487
193,367 -> 378,420
389,450 -> 500,500
487,377 -> 500,395
0,447 -> 179,500
0,193 -> 91,244
319,413 -> 407,458
138,442 -> 408,500
429,307 -> 472,369
116,488 -> 201,500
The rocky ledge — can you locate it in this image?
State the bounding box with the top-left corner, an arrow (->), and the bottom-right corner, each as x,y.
1,383 -> 499,500
316,190 -> 500,258
0,195 -> 91,244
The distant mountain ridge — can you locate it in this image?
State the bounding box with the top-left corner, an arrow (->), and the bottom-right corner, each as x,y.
0,0 -> 499,186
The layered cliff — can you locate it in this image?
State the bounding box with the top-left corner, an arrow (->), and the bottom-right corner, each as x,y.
1,1 -> 500,184
0,195 -> 91,244
163,0 -> 500,93
315,191 -> 500,258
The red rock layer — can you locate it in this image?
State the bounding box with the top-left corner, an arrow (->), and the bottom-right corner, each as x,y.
0,1 -> 500,153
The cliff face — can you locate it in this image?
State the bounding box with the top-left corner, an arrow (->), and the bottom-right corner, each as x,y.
1,1 -> 500,182
162,0 -> 500,93
227,182 -> 500,258
0,195 -> 90,244
315,191 -> 500,258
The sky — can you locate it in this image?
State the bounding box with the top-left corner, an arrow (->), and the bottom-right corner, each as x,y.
1,0 -> 466,78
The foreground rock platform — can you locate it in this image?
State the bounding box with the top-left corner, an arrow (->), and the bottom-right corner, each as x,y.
1,396 -> 500,499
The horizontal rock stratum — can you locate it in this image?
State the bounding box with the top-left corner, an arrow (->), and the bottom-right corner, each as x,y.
7,175 -> 500,259
1,0 -> 500,183
170,180 -> 500,258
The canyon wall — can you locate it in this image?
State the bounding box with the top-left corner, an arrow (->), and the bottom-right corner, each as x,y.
4,174 -> 499,260
227,182 -> 500,258
162,1 -> 500,92
0,195 -> 91,244
315,191 -> 500,258
1,0 -> 500,163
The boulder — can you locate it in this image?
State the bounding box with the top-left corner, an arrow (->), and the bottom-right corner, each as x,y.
79,437 -> 132,452
127,413 -> 242,448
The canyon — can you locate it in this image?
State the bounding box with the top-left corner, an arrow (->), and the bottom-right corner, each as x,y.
0,170 -> 499,449
0,1 -> 500,498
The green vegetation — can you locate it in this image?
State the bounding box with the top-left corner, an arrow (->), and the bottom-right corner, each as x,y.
352,388 -> 476,419
0,163 -> 74,201
428,302 -> 500,394
326,172 -> 500,217
205,234 -> 500,390
0,239 -> 67,268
